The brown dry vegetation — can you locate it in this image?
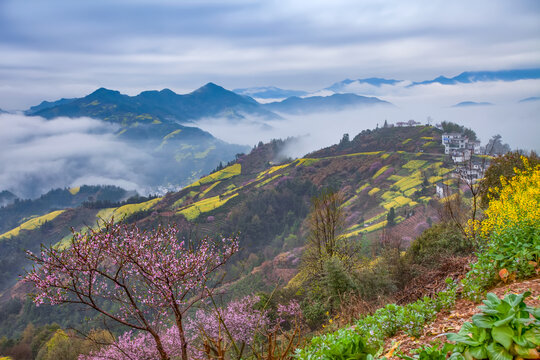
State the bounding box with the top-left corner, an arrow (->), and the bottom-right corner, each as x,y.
383,277 -> 540,357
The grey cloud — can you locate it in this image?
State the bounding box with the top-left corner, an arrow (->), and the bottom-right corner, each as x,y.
0,0 -> 539,109
0,114 -> 151,198
194,80 -> 540,155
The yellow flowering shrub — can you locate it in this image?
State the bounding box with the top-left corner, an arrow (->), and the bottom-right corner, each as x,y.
462,158 -> 540,301
480,157 -> 540,237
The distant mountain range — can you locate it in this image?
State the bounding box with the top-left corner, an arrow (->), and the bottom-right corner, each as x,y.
26,83 -> 393,122
409,68 -> 540,87
452,101 -> 493,107
325,78 -> 402,92
263,93 -> 392,114
25,83 -> 279,123
519,96 -> 540,103
232,68 -> 540,100
233,86 -> 308,99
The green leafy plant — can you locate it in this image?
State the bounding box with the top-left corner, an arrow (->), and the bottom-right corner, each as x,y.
461,251 -> 498,302
294,327 -> 376,360
446,291 -> 540,360
434,278 -> 458,311
398,343 -> 454,360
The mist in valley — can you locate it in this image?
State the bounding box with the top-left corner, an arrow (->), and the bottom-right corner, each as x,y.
195,79 -> 540,158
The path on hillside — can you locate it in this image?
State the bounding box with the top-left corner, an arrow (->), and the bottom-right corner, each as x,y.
384,278 -> 540,357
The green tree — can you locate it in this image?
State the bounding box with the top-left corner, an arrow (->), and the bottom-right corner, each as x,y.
386,207 -> 396,227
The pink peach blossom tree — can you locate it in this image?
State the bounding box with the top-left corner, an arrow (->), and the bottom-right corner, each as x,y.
24,220 -> 238,360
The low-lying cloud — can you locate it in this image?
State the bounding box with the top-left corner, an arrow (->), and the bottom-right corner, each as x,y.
195,81 -> 540,157
0,114 -> 151,198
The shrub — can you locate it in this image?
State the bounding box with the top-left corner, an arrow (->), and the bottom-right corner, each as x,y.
463,159 -> 539,301
407,222 -> 471,267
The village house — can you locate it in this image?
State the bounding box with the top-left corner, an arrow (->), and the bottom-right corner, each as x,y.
441,132 -> 482,163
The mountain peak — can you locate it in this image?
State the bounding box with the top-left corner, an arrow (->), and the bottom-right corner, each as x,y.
87,87 -> 122,99
91,87 -> 119,95
195,82 -> 227,93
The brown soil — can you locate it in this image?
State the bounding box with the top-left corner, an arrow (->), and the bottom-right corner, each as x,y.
383,277 -> 540,357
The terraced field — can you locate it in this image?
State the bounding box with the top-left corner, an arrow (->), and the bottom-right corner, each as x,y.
0,210 -> 65,240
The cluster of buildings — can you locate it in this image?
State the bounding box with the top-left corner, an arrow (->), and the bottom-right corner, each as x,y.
441,133 -> 482,163
435,133 -> 488,197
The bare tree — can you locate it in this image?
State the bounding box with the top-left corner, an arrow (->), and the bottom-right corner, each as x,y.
301,189 -> 358,277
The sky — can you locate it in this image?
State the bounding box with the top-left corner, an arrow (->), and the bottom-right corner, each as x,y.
1,0 -> 540,109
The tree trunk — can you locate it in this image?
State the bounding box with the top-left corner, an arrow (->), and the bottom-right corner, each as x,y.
176,314 -> 189,360
149,330 -> 171,360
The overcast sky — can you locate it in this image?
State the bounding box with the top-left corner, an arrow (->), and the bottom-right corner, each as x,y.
1,0 -> 539,109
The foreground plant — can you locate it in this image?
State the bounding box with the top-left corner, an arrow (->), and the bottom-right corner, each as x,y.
25,220 -> 238,360
446,292 -> 540,360
463,159 -> 540,301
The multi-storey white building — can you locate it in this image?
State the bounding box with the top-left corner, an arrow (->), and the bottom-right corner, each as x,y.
442,133 -> 482,162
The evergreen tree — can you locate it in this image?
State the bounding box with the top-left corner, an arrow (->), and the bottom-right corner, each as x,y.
387,207 -> 396,227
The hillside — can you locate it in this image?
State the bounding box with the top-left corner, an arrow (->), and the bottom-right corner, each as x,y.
0,185 -> 133,234
0,125 -> 453,335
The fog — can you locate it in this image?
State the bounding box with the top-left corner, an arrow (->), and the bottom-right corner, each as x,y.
0,114 -> 151,198
1,79 -> 538,198
195,80 -> 540,157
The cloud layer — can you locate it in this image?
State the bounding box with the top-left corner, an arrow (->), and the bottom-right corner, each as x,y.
1,0 -> 539,108
0,114 -> 150,198
194,80 -> 540,156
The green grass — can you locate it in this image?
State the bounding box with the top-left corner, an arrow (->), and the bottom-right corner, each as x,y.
255,174 -> 282,188
96,198 -> 162,223
343,220 -> 388,237
381,190 -> 400,201
194,145 -> 216,159
188,164 -> 241,187
163,129 -> 182,141
356,183 -> 369,193
372,165 -> 390,179
404,187 -> 419,197
342,194 -> 358,208
393,173 -> 423,191
199,181 -> 221,198
402,159 -> 427,169
295,158 -> 320,167
345,151 -> 382,157
68,186 -> 80,195
365,212 -> 387,224
177,194 -> 238,221
381,195 -> 412,210
0,210 -> 65,240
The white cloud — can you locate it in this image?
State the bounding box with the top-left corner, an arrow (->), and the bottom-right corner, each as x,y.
0,0 -> 539,108
0,114 -> 151,197
194,80 -> 540,155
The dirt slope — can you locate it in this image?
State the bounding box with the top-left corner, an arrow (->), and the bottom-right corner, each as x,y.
384,277 -> 540,356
